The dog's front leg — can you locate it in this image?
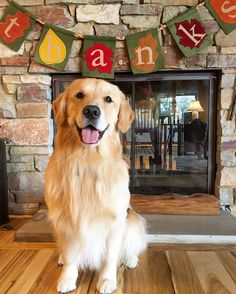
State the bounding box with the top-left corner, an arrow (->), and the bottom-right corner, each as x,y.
97,219 -> 125,294
57,239 -> 79,293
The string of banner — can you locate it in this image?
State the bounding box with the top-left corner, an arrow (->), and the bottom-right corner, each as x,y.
0,0 -> 235,78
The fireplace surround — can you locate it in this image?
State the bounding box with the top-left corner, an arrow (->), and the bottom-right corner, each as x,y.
0,0 -> 235,214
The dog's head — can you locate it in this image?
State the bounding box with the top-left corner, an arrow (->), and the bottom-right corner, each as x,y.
53,78 -> 134,147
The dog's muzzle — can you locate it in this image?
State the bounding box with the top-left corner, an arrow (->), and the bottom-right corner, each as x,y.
77,105 -> 108,145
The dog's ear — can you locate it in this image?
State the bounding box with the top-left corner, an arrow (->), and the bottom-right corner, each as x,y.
118,91 -> 135,133
53,92 -> 67,127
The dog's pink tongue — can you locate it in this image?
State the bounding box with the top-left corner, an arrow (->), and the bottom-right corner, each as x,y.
81,127 -> 99,144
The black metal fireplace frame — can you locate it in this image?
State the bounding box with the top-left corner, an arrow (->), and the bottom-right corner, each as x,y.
0,139 -> 9,225
51,70 -> 220,195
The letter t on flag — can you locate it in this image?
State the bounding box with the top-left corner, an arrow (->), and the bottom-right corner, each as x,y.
167,8 -> 213,57
0,0 -> 35,51
82,36 -> 116,79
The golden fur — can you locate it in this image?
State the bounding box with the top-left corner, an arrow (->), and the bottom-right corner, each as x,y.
45,78 -> 146,293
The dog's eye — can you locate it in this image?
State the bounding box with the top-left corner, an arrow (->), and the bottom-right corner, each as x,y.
76,92 -> 84,99
104,96 -> 113,103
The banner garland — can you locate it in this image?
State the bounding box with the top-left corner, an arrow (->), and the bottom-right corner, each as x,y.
0,0 -> 235,77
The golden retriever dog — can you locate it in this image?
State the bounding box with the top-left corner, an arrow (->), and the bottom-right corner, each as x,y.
44,78 -> 146,293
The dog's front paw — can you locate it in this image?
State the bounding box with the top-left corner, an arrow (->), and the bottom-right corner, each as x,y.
97,278 -> 117,294
57,275 -> 76,293
125,256 -> 138,269
57,266 -> 78,294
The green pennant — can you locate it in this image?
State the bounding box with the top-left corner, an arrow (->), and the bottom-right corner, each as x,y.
34,24 -> 74,71
167,8 -> 213,57
0,1 -> 35,51
82,36 -> 116,79
126,29 -> 163,74
205,0 -> 236,35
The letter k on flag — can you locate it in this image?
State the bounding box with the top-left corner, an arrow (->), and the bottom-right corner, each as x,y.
167,8 -> 213,57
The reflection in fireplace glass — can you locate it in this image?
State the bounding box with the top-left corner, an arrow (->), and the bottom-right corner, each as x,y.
113,79 -> 211,194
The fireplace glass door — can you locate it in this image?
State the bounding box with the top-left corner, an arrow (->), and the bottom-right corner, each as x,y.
52,72 -> 217,195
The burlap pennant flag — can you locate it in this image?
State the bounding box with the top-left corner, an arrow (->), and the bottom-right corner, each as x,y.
0,0 -> 35,51
205,0 -> 236,35
82,36 -> 116,79
167,7 -> 213,57
34,24 -> 74,71
126,29 -> 163,74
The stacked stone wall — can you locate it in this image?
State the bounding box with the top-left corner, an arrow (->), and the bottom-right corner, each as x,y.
0,0 -> 235,213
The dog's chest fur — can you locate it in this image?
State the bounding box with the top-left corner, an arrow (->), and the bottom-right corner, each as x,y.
46,148 -> 130,228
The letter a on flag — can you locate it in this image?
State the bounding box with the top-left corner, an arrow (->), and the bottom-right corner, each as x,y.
82,36 -> 116,79
167,8 -> 213,57
126,29 -> 163,74
0,1 -> 35,51
34,24 -> 74,71
205,0 -> 236,34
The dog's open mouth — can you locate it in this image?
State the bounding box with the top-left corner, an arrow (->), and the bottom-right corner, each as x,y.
77,125 -> 108,145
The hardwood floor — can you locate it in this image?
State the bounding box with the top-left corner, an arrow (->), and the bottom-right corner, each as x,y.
0,218 -> 236,294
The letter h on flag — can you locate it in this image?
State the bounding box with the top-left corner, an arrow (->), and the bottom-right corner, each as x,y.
167,8 -> 213,57
82,36 -> 116,79
0,0 -> 35,51
34,24 -> 74,71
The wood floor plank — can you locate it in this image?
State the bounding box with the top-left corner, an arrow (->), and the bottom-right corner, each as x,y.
188,251 -> 236,294
0,249 -> 37,294
0,250 -> 20,274
123,250 -> 175,294
149,243 -> 236,251
167,251 -> 204,294
84,268 -> 124,294
0,232 -> 14,247
7,249 -> 54,294
217,252 -> 236,284
27,250 -> 61,294
75,271 -> 94,293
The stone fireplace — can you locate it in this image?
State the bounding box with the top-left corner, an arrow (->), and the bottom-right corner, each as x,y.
0,0 -> 236,215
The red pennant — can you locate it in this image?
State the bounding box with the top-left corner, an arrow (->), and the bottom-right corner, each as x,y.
0,11 -> 30,43
175,19 -> 207,49
84,42 -> 114,74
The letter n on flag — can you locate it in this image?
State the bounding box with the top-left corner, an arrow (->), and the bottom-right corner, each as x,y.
205,0 -> 236,35
82,36 -> 116,79
0,0 -> 35,51
126,29 -> 163,74
34,24 -> 74,71
167,8 -> 213,57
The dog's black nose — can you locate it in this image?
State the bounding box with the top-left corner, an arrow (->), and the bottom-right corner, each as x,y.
83,105 -> 101,120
